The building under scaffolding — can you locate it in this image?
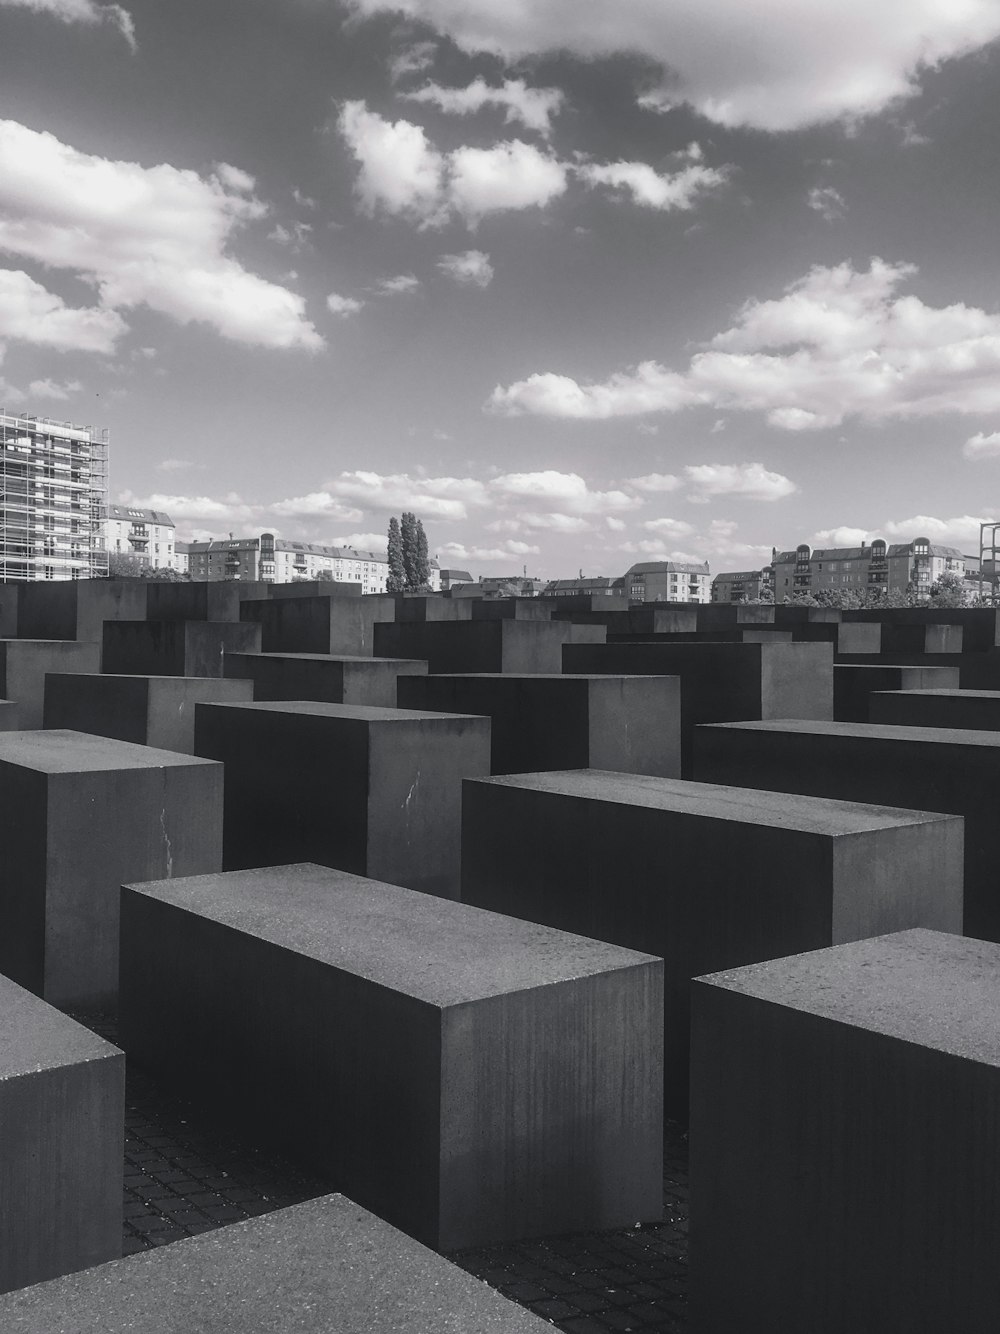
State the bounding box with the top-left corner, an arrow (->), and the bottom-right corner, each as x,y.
0,409 -> 109,582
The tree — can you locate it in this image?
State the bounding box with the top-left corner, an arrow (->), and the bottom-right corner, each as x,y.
386,516 -> 405,593
107,554 -> 189,580
400,511 -> 419,590
415,518 -> 431,589
928,570 -> 967,607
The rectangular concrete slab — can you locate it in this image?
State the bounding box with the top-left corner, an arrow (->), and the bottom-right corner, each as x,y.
693,718 -> 1000,941
224,651 -> 428,707
399,673 -> 681,777
268,580 -> 361,598
374,620 -> 606,673
101,620 -> 262,677
240,594 -> 386,655
833,663 -> 961,720
690,930 -> 1000,1333
562,640 -> 833,774
0,1194 -> 553,1332
119,865 -> 663,1250
145,581 -> 242,622
0,699 -> 19,729
842,606 -> 1000,652
870,687 -> 1000,731
462,770 -> 962,1118
44,673 -> 255,753
0,729 -> 223,1006
194,700 -> 490,898
0,639 -> 101,728
0,583 -> 19,637
17,580 -> 147,643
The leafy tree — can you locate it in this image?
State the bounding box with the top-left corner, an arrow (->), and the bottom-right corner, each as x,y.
415,518 -> 431,589
928,570 -> 967,608
401,511 -> 419,590
386,516 -> 405,593
107,554 -> 189,580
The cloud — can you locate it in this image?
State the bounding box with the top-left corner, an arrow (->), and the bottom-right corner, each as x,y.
626,472 -> 682,493
118,490 -> 259,526
325,469 -> 489,520
327,291 -> 365,316
376,273 -> 421,295
401,77 -> 564,136
577,157 -> 727,211
155,458 -> 203,472
491,470 -> 639,513
328,531 -> 389,550
813,525 -> 870,546
267,221 -> 312,248
344,0 -> 1000,131
685,462 -> 797,502
437,249 -> 494,287
388,39 -> 438,83
0,269 -> 127,352
439,539 -> 539,562
27,376 -> 82,399
0,120 -> 323,350
447,140 -> 568,223
491,258 -> 1000,429
0,0 -> 135,48
882,514 -> 989,549
642,517 -> 696,539
806,185 -> 846,221
214,162 -> 256,193
515,511 -> 591,533
963,430 -> 1000,461
267,492 -> 364,523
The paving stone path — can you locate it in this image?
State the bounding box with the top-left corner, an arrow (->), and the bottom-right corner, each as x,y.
82,1013 -> 690,1333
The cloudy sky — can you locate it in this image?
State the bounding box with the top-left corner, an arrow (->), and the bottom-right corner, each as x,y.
3,1 -> 1000,575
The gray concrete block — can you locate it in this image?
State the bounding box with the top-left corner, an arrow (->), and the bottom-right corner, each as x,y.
563,640 -> 833,774
374,620 -> 606,673
0,639 -> 101,728
267,580 -> 361,598
145,581 -> 241,622
396,594 -> 473,621
462,770 -> 963,1118
469,599 -> 551,621
224,651 -> 427,707
44,673 -> 254,753
698,604 -> 776,630
0,1193 -> 553,1331
693,718 -> 1000,941
240,595 -> 383,654
870,687 -> 1000,732
399,673 -> 681,777
0,583 -> 19,637
690,930 -> 1000,1333
0,699 -> 19,730
834,663 -> 961,721
18,580 -> 147,642
194,701 -> 490,898
842,606 -> 1000,652
0,976 -> 123,1294
119,864 -> 663,1250
0,729 -> 223,1007
836,648 -> 1000,689
101,620 -> 262,677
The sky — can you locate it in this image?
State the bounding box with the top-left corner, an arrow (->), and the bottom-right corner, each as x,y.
3,1 -> 1000,576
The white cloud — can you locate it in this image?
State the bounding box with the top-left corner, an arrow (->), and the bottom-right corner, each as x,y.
577,157 -> 727,211
214,162 -> 256,193
448,140 -> 567,223
0,120 -> 322,350
642,517 -> 696,539
267,492 -> 364,523
155,458 -> 203,472
963,430 -> 1000,460
389,39 -> 438,83
267,221 -> 312,248
606,516 -> 626,531
437,249 -> 494,287
439,539 -> 539,562
491,258 -> 1000,429
329,531 -> 389,550
813,525 -> 870,546
882,514 -> 989,549
345,0 -> 1000,131
325,470 -> 489,520
491,470 -> 639,513
806,185 -> 846,221
27,376 -> 82,399
685,462 -> 796,502
626,472 -> 682,493
0,269 -> 126,352
0,0 -> 135,48
515,511 -> 591,533
118,490 -> 259,526
327,291 -> 365,317
402,77 -> 564,137
377,273 -> 421,295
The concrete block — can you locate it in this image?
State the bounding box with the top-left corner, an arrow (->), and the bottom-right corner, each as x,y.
396,594 -> 473,621
469,599 -> 551,621
870,687 -> 1000,731
690,930 -> 1000,1334
101,620 -> 262,678
399,673 -> 681,777
240,595 -> 383,655
0,699 -> 19,729
834,621 -> 882,654
842,606 -> 1000,652
0,977 -> 123,1295
0,729 -> 222,1007
374,620 -> 606,673
267,580 -> 361,598
119,864 -> 663,1250
17,579 -> 147,642
462,770 -> 963,1118
0,1193 -> 554,1331
0,582 -> 19,637
563,640 -> 833,774
698,604 -> 776,630
224,651 -> 427,707
0,639 -> 101,728
145,581 -> 241,622
194,701 -> 490,898
693,718 -> 1000,941
836,648 -> 1000,689
834,663 -> 962,721
44,673 -> 254,753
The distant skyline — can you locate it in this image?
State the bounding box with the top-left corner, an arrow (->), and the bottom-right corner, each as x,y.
3,1 -> 1000,574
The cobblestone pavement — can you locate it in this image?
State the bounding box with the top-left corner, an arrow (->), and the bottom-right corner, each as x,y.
81,1013 -> 689,1333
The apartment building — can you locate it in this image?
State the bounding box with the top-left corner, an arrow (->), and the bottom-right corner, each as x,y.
104,504 -> 175,570
770,538 -> 965,600
625,561 -> 713,603
712,568 -> 774,603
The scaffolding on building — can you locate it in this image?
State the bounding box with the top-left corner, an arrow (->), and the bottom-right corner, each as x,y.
979,521 -> 1000,605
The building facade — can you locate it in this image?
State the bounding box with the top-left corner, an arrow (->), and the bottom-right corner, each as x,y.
625,561 -> 713,603
183,533 -> 391,592
770,539 -> 965,601
104,504 -> 175,570
712,568 -> 774,603
0,410 -> 108,581
540,576 -> 624,598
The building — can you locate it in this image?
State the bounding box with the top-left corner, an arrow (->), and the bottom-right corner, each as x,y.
172,540 -> 193,576
625,561 -> 713,603
440,568 -> 473,592
0,409 -> 109,582
770,539 -> 965,601
104,504 -> 175,570
540,576 -> 624,598
183,533 -> 390,591
451,574 -> 545,599
711,568 -> 774,603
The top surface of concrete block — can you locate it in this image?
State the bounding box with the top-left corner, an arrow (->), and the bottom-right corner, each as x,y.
703,718 -> 1000,750
876,688 -> 1000,700
0,729 -> 220,774
0,972 -> 120,1080
472,769 -> 958,836
125,862 -> 656,1007
0,1193 -> 550,1333
250,652 -> 424,665
199,700 -> 484,724
698,928 -> 1000,1066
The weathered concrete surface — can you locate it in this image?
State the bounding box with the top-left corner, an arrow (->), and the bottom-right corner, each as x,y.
0,729 -> 222,1006
870,687 -> 1000,732
0,699 -> 20,729
0,583 -> 19,637
44,673 -> 254,753
399,673 -> 681,777
0,976 -> 123,1295
469,599 -> 552,622
842,606 -> 1000,652
693,718 -> 1000,941
119,865 -> 663,1250
194,700 -> 490,898
17,579 -> 147,642
395,595 -> 473,622
563,641 -> 833,774
101,620 -> 262,678
698,605 -> 776,630
0,639 -> 101,728
240,595 -> 384,655
834,663 -> 962,721
145,581 -> 241,623
224,652 -> 427,707
462,770 -> 962,1118
375,620 -> 606,673
0,1194 -> 555,1331
836,649 -> 1000,689
690,930 -> 1000,1334
267,580 -> 362,598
